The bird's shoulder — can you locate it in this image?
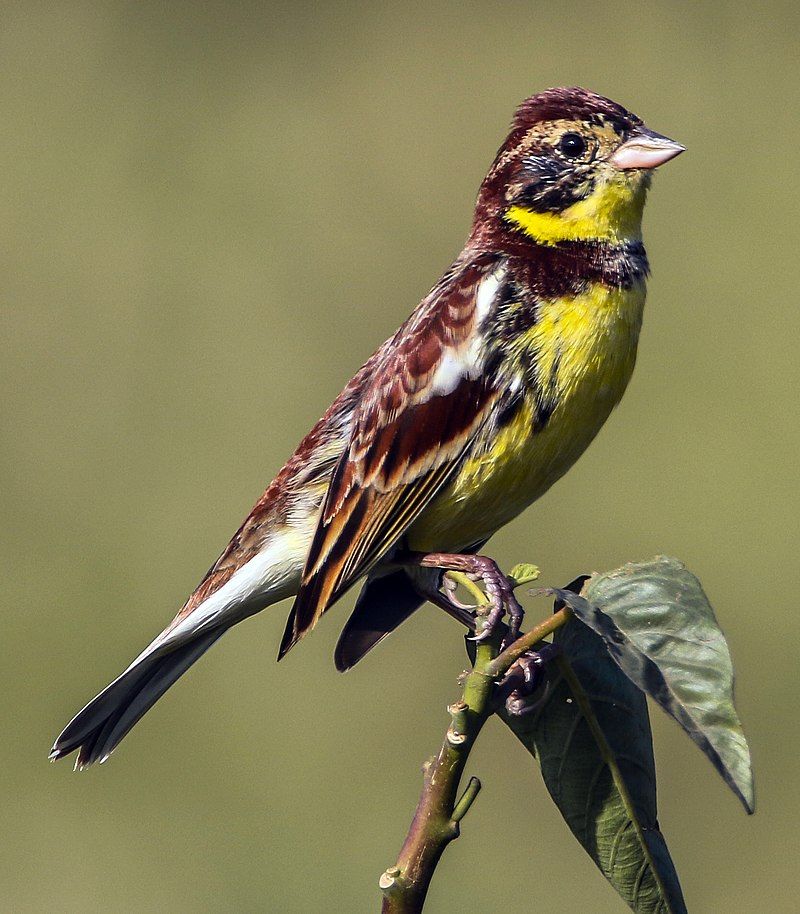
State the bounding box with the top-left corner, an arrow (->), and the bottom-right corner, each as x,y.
328,251 -> 511,501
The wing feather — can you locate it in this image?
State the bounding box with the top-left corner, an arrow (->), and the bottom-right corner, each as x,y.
278,256 -> 506,657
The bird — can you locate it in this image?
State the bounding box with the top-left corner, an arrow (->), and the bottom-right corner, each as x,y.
51,87 -> 684,769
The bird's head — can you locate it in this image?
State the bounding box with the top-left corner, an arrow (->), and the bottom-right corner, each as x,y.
471,87 -> 684,248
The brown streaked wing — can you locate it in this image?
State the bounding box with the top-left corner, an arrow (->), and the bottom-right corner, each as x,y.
279,256 -> 503,657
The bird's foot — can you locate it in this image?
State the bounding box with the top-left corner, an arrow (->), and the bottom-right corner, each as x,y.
466,555 -> 524,644
401,551 -> 524,644
496,643 -> 559,716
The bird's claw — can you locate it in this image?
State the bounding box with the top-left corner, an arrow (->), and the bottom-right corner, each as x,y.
402,551 -> 524,638
441,573 -> 477,611
498,645 -> 557,716
467,557 -> 524,644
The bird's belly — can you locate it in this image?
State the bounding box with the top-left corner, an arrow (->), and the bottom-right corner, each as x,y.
406,399 -> 613,552
406,283 -> 643,552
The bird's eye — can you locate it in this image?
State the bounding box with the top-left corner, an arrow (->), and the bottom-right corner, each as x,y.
558,132 -> 587,159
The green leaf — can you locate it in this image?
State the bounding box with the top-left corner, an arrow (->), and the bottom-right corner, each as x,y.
499,611 -> 686,913
551,556 -> 754,814
508,563 -> 540,588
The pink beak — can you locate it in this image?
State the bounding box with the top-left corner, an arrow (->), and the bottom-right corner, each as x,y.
610,128 -> 685,170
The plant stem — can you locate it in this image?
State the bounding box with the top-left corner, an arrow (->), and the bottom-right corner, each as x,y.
379,639 -> 497,914
487,606 -> 572,678
379,578 -> 574,912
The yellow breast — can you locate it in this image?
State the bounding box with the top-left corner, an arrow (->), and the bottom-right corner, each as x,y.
407,280 -> 646,551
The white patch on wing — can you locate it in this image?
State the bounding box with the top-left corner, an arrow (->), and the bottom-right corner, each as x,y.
429,350 -> 473,396
428,265 -> 506,397
475,262 -> 507,324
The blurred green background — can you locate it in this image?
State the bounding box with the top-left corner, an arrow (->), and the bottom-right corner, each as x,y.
3,1 -> 798,911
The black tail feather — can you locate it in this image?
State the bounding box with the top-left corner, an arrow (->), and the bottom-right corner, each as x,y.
51,630 -> 223,769
334,570 -> 424,671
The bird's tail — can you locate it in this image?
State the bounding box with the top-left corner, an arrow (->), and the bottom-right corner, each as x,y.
52,524 -> 310,768
50,628 -> 224,769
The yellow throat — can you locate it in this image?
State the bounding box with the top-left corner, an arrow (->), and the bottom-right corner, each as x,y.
504,173 -> 648,245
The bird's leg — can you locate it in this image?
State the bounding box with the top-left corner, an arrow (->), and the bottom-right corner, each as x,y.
399,551 -> 524,643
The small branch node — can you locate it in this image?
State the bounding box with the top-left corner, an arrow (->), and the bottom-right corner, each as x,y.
447,699 -> 469,743
379,866 -> 403,893
446,726 -> 467,746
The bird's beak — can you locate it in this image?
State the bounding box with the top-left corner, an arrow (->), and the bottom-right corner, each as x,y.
610,128 -> 685,170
